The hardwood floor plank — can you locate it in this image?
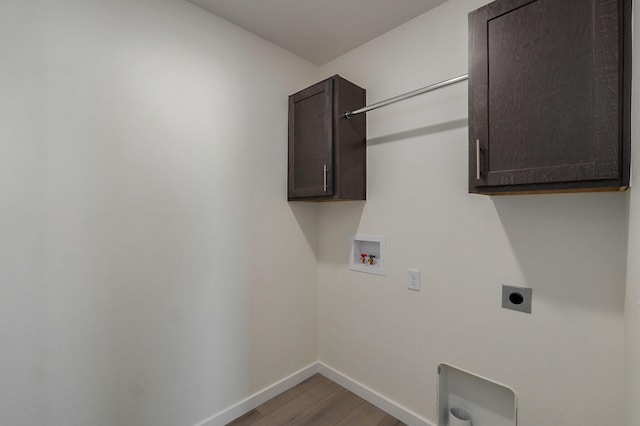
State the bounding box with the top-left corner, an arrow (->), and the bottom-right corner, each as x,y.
225,373 -> 406,426
256,374 -> 327,416
251,392 -> 321,426
306,375 -> 342,402
226,408 -> 263,426
295,387 -> 364,425
335,401 -> 389,425
378,414 -> 407,426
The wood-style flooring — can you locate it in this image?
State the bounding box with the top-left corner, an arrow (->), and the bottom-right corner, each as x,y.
227,373 -> 407,426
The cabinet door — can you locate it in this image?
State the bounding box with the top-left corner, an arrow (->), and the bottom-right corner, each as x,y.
288,79 -> 334,199
469,0 -> 628,193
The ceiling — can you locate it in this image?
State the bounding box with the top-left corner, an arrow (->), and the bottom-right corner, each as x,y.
186,0 -> 448,65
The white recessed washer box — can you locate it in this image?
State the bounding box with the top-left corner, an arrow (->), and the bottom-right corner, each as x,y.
438,363 -> 517,426
350,235 -> 386,276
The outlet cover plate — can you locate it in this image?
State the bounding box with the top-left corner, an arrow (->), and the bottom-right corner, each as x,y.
408,269 -> 420,291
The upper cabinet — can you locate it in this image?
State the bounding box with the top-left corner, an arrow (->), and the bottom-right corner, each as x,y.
468,0 -> 631,195
288,75 -> 366,201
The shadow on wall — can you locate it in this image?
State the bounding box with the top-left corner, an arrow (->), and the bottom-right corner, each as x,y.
491,192 -> 629,315
366,118 -> 468,146
317,201 -> 366,266
288,202 -> 321,260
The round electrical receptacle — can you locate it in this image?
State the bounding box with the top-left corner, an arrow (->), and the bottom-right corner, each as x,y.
509,292 -> 524,305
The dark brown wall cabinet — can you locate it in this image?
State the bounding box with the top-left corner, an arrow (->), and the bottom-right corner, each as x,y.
469,0 -> 631,195
288,75 -> 366,201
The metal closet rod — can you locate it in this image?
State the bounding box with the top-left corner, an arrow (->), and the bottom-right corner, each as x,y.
343,74 -> 469,119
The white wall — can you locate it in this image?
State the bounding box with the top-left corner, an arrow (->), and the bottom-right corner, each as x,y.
2,0 -> 635,425
0,1 -> 46,424
0,0 -> 319,425
625,1 -> 640,425
318,1 -> 628,425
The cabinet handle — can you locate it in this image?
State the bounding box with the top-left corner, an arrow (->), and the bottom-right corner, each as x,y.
323,164 -> 327,192
476,139 -> 481,180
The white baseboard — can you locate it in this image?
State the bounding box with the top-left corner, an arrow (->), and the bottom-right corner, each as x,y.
193,363 -> 318,426
194,361 -> 435,426
316,362 -> 435,426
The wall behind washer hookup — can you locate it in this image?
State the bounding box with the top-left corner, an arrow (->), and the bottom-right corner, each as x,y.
317,1 -> 628,425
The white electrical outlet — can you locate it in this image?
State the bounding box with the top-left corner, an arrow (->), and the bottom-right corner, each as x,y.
408,269 -> 420,291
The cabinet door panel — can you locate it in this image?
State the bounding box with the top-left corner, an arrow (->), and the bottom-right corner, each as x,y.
469,0 -> 625,192
592,0 -> 623,179
288,79 -> 333,198
487,0 -> 595,185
